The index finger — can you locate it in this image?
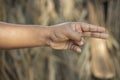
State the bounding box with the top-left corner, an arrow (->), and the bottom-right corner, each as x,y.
80,23 -> 106,32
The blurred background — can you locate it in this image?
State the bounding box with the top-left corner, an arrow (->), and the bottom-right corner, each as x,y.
0,0 -> 120,80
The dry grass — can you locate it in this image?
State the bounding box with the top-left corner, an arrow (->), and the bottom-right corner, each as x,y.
0,0 -> 120,80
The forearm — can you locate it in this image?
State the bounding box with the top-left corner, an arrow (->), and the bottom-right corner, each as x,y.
0,22 -> 50,49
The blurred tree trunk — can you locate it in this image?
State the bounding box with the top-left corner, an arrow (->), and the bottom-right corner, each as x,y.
87,0 -> 120,79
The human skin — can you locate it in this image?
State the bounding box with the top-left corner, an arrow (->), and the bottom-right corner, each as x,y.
0,22 -> 108,53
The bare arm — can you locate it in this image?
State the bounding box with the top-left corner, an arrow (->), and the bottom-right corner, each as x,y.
0,22 -> 108,53
0,22 -> 50,49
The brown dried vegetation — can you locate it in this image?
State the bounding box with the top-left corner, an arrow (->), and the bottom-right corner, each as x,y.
0,0 -> 120,80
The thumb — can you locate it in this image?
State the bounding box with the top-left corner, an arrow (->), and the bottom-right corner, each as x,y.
68,42 -> 81,53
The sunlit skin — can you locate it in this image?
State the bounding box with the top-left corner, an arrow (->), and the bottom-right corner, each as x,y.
0,22 -> 108,53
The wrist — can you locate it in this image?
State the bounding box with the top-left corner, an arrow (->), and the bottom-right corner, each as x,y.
36,26 -> 52,46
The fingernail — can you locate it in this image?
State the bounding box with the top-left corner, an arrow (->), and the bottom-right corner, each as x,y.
77,48 -> 81,53
80,41 -> 84,45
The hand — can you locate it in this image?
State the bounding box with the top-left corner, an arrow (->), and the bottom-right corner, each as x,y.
47,22 -> 108,53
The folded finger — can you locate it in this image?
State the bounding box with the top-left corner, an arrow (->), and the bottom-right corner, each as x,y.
74,37 -> 85,46
70,44 -> 81,53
